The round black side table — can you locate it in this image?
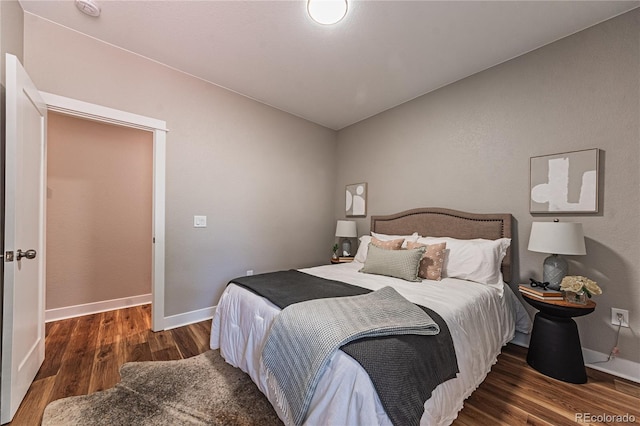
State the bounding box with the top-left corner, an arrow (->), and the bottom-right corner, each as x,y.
521,292 -> 596,384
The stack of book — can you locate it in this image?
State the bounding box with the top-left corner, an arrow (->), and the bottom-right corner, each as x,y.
334,256 -> 354,263
518,283 -> 563,300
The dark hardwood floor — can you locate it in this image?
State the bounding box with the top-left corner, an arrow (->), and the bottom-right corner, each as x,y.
8,305 -> 211,425
454,345 -> 640,426
8,305 -> 639,425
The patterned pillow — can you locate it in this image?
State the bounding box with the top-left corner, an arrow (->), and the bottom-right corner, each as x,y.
359,244 -> 426,282
405,241 -> 447,281
371,236 -> 404,250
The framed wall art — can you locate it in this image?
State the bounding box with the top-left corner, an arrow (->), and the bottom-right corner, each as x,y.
530,148 -> 599,213
346,182 -> 367,217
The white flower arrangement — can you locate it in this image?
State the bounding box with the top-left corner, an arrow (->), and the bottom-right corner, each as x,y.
560,276 -> 602,298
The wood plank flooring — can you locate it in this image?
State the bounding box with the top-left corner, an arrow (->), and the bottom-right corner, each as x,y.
8,305 -> 639,425
454,344 -> 640,426
8,305 -> 211,426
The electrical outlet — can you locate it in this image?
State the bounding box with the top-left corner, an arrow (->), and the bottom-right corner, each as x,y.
611,308 -> 629,328
246,270 -> 254,276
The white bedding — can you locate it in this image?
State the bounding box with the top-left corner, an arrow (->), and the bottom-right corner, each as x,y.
210,262 -> 531,426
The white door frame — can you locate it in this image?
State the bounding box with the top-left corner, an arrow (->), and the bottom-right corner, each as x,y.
40,92 -> 167,332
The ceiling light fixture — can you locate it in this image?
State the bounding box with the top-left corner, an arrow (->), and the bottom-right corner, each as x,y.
308,0 -> 348,25
75,0 -> 101,17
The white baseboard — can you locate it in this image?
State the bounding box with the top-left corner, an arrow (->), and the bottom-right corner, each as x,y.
583,348 -> 640,383
509,331 -> 639,383
45,293 -> 152,322
163,306 -> 216,330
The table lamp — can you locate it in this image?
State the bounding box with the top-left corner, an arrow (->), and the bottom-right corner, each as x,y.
528,221 -> 586,290
335,220 -> 357,256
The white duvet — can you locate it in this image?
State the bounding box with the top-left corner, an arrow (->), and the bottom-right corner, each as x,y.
210,262 -> 530,426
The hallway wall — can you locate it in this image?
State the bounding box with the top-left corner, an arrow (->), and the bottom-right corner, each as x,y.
46,112 -> 153,309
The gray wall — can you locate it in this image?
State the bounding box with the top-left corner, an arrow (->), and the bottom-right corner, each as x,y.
335,10 -> 640,364
23,13 -> 338,317
0,0 -> 24,85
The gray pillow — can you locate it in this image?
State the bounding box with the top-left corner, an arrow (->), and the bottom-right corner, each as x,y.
359,244 -> 426,282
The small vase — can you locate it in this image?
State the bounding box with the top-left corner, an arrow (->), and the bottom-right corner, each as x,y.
564,290 -> 587,305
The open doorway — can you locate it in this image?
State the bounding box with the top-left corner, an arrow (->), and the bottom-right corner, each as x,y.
45,112 -> 153,321
40,91 -> 167,331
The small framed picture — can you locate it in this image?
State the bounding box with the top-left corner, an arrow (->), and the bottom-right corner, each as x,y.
346,183 -> 367,217
530,148 -> 599,213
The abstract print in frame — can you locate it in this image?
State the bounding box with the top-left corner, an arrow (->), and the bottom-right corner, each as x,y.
346,182 -> 367,217
530,148 -> 599,213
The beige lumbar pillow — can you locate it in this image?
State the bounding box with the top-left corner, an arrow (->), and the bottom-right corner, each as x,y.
360,244 -> 426,282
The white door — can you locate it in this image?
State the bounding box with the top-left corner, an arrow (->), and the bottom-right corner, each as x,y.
1,54 -> 47,424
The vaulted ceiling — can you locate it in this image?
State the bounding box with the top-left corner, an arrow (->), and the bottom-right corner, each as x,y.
19,1 -> 639,130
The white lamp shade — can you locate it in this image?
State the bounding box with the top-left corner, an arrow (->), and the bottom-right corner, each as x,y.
335,220 -> 357,238
528,222 -> 586,255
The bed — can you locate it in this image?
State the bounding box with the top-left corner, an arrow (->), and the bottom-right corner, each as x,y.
210,208 -> 531,425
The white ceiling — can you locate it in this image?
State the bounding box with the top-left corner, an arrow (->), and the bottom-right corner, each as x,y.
19,0 -> 639,130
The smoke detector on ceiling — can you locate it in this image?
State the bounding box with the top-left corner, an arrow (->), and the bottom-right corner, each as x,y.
75,0 -> 101,17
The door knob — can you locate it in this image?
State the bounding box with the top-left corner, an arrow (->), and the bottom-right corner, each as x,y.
17,249 -> 37,260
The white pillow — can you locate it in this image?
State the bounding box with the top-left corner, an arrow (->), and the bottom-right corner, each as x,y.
354,236 -> 371,263
354,232 -> 420,263
420,236 -> 511,288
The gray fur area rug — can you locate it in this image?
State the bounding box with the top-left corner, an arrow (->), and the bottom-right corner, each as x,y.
42,350 -> 283,426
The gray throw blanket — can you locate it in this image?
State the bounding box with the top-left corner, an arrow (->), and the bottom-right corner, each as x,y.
261,286 -> 440,425
231,270 -> 459,426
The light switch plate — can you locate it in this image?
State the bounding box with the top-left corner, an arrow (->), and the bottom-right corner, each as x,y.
193,215 -> 207,228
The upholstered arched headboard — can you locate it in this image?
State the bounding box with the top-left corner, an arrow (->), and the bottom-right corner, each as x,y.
370,208 -> 513,283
